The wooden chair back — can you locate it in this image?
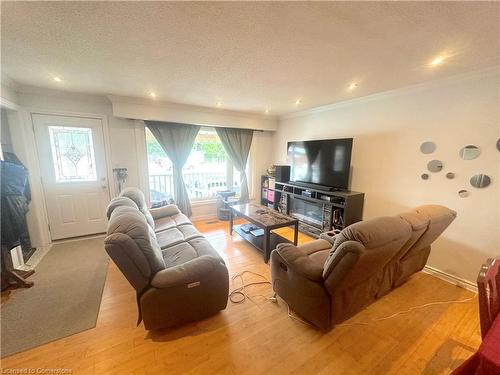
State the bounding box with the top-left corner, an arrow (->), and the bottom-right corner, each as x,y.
477,258 -> 500,338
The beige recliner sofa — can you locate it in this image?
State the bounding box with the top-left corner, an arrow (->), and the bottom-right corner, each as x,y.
104,188 -> 229,330
270,205 -> 456,331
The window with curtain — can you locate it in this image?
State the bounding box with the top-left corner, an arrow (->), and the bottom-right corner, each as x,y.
146,127 -> 250,202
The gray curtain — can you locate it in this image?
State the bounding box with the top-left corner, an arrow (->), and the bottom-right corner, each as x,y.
215,127 -> 253,202
145,121 -> 200,217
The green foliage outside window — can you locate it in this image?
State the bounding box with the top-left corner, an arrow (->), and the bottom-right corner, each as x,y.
146,128 -> 226,162
146,136 -> 165,160
194,141 -> 226,162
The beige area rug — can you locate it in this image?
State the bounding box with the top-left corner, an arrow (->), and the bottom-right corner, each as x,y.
1,237 -> 109,357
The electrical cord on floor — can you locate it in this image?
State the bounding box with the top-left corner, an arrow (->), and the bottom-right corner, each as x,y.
287,304 -> 314,326
229,270 -> 477,328
336,293 -> 478,327
229,270 -> 275,304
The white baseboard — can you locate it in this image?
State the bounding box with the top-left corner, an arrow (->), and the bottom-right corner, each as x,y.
423,265 -> 477,293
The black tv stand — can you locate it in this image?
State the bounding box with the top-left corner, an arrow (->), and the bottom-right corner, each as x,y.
291,181 -> 336,192
260,176 -> 364,238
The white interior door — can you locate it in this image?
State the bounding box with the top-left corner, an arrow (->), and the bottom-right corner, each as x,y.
32,114 -> 110,240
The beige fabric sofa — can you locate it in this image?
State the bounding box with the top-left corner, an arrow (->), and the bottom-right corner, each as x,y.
270,205 -> 456,331
104,188 -> 229,330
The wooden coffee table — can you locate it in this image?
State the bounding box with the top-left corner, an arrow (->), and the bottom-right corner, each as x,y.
229,203 -> 298,263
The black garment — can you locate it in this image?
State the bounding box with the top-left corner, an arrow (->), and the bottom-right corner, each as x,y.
3,152 -> 31,202
1,155 -> 33,259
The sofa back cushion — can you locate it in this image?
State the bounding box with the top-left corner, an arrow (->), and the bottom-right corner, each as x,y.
396,208 -> 431,260
401,205 -> 456,260
106,196 -> 138,219
120,187 -> 155,229
105,204 -> 165,292
323,216 -> 411,290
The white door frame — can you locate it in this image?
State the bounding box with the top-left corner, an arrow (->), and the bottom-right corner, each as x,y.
28,109 -> 115,242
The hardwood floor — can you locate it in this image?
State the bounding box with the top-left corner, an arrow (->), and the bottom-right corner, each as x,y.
1,219 -> 481,374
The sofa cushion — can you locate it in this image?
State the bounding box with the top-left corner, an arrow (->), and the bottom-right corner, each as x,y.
156,228 -> 185,249
397,209 -> 431,260
120,187 -> 155,229
107,205 -> 165,276
187,237 -> 224,261
106,196 -> 138,219
299,239 -> 332,255
156,224 -> 204,249
309,248 -> 330,266
401,205 -> 457,259
334,216 -> 411,250
162,241 -> 199,268
150,205 -> 180,219
324,216 -> 411,283
154,213 -> 192,232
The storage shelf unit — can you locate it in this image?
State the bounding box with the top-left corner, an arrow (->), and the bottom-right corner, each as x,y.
261,175 -> 364,238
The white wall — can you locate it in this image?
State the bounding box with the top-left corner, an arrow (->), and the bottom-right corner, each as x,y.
274,70 -> 500,283
1,81 -> 20,106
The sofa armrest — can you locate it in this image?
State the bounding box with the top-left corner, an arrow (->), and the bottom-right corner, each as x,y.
319,231 -> 340,246
150,255 -> 223,288
273,243 -> 326,282
322,240 -> 364,280
149,204 -> 181,219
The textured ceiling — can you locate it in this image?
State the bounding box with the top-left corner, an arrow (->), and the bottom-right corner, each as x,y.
2,2 -> 499,115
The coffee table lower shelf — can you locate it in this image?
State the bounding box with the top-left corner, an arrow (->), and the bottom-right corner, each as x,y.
233,225 -> 293,261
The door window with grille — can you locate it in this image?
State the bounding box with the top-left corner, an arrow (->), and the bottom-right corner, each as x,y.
48,126 -> 97,182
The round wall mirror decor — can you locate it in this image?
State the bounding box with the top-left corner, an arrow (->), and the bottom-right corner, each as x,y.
427,160 -> 443,173
458,190 -> 470,198
446,172 -> 455,179
459,145 -> 481,160
420,141 -> 436,154
421,173 -> 429,180
470,174 -> 491,188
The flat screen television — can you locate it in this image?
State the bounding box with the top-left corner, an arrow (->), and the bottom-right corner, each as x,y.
286,138 -> 353,189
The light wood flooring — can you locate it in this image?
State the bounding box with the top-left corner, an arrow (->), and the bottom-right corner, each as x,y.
1,219 -> 481,374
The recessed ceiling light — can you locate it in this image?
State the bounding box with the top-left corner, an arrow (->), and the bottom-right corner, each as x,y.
295,99 -> 303,105
52,76 -> 63,83
430,55 -> 446,67
348,83 -> 358,90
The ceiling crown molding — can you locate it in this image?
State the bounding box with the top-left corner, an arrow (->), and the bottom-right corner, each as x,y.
280,66 -> 500,120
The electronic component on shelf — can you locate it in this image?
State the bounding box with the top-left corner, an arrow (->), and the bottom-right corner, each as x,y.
275,165 -> 291,183
250,228 -> 265,237
241,224 -> 258,233
322,204 -> 333,232
301,190 -> 313,198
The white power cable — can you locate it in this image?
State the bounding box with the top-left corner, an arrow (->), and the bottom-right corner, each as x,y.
228,270 -> 477,329
229,270 -> 273,304
336,293 -> 477,327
